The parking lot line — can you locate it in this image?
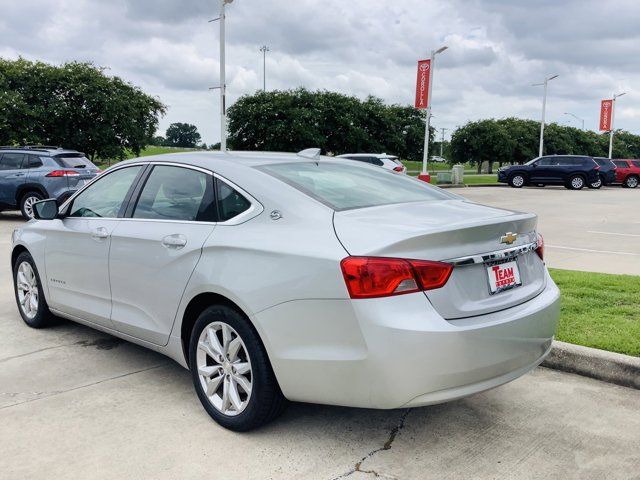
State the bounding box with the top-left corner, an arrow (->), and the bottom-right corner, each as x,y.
587,231 -> 640,237
546,245 -> 640,256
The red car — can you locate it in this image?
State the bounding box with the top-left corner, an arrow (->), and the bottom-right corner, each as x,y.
612,159 -> 640,188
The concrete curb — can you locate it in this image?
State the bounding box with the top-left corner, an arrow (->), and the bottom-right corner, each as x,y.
542,340 -> 640,389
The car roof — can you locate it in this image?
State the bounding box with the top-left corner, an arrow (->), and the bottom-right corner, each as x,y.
337,153 -> 397,159
0,146 -> 81,156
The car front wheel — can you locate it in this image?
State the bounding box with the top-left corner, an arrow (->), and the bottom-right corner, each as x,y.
624,175 -> 639,188
20,192 -> 44,220
509,174 -> 526,188
189,304 -> 286,431
13,251 -> 56,328
589,176 -> 603,189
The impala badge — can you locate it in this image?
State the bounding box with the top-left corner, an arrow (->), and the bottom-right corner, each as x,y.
500,232 -> 518,245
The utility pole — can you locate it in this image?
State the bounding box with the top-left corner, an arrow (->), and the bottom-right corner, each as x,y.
533,74 -> 558,157
440,127 -> 448,158
608,92 -> 626,159
210,0 -> 234,152
259,45 -> 269,91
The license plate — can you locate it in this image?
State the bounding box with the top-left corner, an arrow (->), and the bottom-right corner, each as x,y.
487,260 -> 521,294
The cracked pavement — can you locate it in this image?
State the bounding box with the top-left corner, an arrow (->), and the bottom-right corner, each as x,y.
1,212 -> 639,479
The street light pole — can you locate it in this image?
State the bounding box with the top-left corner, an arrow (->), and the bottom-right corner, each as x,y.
420,46 -> 447,182
608,92 -> 626,159
563,112 -> 584,130
259,45 -> 269,91
533,74 -> 558,157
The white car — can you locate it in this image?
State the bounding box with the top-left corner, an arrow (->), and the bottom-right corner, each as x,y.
12,149 -> 559,431
337,153 -> 407,173
430,155 -> 448,163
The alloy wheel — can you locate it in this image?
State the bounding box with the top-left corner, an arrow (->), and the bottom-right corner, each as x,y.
627,176 -> 639,188
23,196 -> 39,219
511,175 -> 524,187
16,261 -> 38,319
571,177 -> 584,189
196,321 -> 253,416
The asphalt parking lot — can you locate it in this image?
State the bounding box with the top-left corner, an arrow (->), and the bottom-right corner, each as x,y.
460,186 -> 640,275
1,195 -> 639,480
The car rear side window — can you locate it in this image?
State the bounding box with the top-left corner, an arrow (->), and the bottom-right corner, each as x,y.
614,161 -> 629,168
69,166 -> 142,218
215,178 -> 251,222
27,155 -> 43,168
632,161 -> 640,168
259,162 -> 452,211
132,166 -> 216,222
0,153 -> 25,170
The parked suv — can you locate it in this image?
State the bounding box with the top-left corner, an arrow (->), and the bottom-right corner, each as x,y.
498,155 -> 600,190
612,159 -> 640,188
0,146 -> 100,219
592,157 -> 617,188
336,153 -> 407,173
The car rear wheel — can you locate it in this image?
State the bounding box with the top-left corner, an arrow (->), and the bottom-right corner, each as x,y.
509,174 -> 526,188
189,304 -> 286,431
567,175 -> 585,190
624,175 -> 639,188
13,252 -> 56,328
19,192 -> 44,220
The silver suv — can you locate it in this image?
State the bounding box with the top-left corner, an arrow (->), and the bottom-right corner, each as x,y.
0,146 -> 100,219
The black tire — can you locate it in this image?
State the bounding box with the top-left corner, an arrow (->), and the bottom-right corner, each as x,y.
19,191 -> 44,220
567,174 -> 585,190
624,175 -> 639,189
508,173 -> 526,188
588,175 -> 603,189
13,251 -> 56,328
189,304 -> 286,431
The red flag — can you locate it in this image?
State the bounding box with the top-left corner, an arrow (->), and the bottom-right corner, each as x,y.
599,99 -> 613,131
414,59 -> 431,109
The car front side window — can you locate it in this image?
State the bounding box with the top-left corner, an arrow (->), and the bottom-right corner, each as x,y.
68,165 -> 143,218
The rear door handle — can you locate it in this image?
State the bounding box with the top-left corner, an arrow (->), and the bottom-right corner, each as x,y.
162,234 -> 187,249
91,227 -> 109,240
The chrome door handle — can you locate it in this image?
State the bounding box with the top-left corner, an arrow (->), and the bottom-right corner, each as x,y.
162,234 -> 187,249
91,227 -> 109,240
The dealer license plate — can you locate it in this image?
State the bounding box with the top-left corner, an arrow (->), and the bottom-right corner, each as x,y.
486,260 -> 521,294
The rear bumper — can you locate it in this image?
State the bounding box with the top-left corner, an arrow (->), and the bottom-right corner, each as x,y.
254,271 -> 560,409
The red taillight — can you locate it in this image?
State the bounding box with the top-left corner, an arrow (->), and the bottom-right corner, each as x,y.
594,165 -> 600,171
46,170 -> 80,177
340,257 -> 453,299
393,166 -> 403,172
535,233 -> 544,261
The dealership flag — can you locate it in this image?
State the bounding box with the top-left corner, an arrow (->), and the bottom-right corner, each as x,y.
600,99 -> 613,131
414,59 -> 431,109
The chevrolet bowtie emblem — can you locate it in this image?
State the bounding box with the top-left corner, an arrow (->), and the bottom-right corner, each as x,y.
500,232 -> 518,245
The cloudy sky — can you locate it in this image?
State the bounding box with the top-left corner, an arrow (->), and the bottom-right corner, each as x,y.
1,0 -> 639,144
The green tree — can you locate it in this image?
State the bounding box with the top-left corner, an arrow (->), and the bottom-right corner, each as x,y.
227,88 -> 433,161
165,122 -> 202,148
0,58 -> 166,160
450,119 -> 513,173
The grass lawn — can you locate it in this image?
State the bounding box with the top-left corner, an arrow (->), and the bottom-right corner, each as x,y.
549,269 -> 640,357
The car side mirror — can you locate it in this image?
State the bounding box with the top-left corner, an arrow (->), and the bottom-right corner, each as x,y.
531,163 -> 537,167
32,199 -> 59,220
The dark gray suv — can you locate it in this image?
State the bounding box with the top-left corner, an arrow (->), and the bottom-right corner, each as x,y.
0,146 -> 100,219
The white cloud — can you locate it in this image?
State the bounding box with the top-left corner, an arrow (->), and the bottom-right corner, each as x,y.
1,0 -> 639,144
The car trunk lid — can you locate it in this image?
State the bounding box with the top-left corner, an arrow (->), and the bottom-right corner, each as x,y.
333,199 -> 546,319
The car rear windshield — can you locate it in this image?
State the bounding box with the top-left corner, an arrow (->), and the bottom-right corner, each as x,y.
54,153 -> 97,169
258,161 -> 453,211
594,158 -> 612,167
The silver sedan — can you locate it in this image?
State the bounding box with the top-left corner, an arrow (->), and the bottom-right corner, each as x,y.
11,150 -> 560,431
